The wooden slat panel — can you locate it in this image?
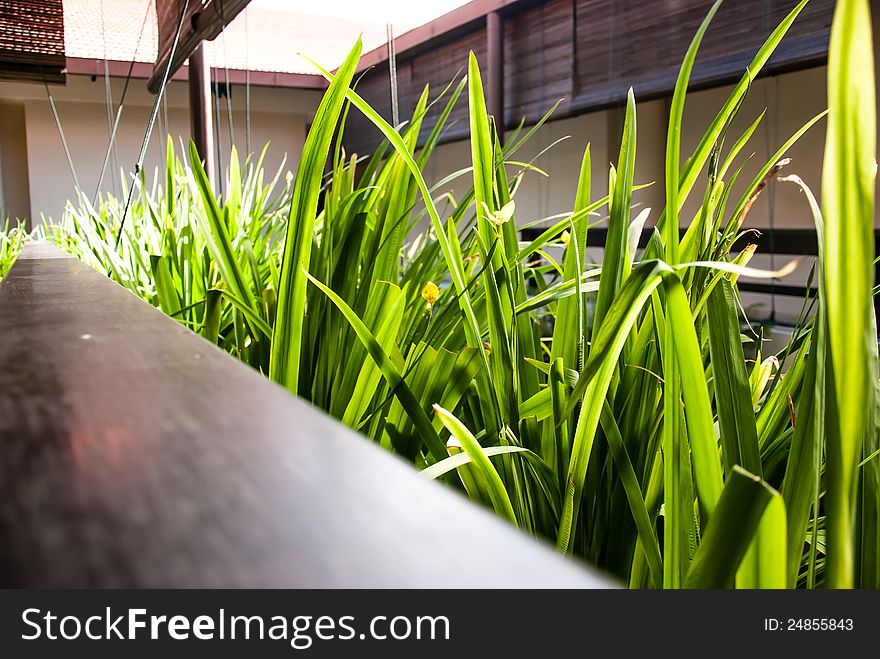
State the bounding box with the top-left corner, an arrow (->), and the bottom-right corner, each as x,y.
345,30 -> 487,156
343,0 -> 834,155
0,242 -> 610,588
573,0 -> 833,109
504,0 -> 574,122
0,0 -> 65,83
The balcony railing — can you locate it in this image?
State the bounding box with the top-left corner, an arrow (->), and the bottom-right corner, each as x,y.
0,242 -> 611,588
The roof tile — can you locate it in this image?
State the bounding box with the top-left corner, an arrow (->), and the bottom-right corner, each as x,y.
62,0 -> 390,74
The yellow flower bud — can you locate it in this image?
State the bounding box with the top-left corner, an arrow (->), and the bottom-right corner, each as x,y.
740,243 -> 758,266
483,200 -> 515,227
560,229 -> 571,247
422,281 -> 440,306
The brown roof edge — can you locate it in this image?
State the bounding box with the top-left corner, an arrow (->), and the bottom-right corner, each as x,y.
65,57 -> 328,90
148,0 -> 251,93
354,0 -> 526,73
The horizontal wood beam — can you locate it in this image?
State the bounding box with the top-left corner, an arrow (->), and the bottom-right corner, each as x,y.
148,0 -> 251,94
521,226 -> 880,258
65,57 -> 327,90
0,242 -> 611,588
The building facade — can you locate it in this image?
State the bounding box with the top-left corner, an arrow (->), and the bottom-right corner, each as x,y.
1,0 -> 872,323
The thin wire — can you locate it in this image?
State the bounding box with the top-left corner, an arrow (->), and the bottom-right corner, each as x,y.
161,89 -> 169,148
539,13 -> 548,219
244,7 -> 251,156
213,74 -> 225,197
114,0 -> 191,251
224,63 -> 235,151
93,0 -> 153,206
387,23 -> 399,127
761,0 -> 778,323
216,0 -> 236,149
99,0 -> 121,196
44,80 -> 81,194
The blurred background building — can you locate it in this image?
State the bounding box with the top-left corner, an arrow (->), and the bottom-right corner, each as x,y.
0,0 -> 866,323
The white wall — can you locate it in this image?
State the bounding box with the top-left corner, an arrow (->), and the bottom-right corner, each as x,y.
680,66 -> 829,322
0,63 -> 836,324
0,102 -> 31,221
421,109 -> 609,234
423,66 -> 830,323
425,65 -> 830,235
0,73 -> 321,223
679,66 -> 828,231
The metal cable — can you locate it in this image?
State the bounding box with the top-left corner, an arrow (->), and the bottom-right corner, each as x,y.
387,23 -> 400,128
216,0 -> 236,151
114,0 -> 191,251
43,80 -> 81,195
761,0 -> 778,323
245,6 -> 251,156
93,0 -> 153,206
213,72 -> 224,197
99,0 -> 121,196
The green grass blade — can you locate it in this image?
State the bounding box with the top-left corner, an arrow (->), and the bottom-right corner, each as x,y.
341,282 -> 405,426
433,405 -> 518,526
188,144 -> 255,311
661,300 -> 686,587
726,111 -> 827,231
468,52 -> 517,424
736,494 -> 788,588
593,88 -> 637,333
150,254 -> 181,318
269,39 -> 362,393
202,289 -> 223,345
307,56 -> 497,424
685,466 -> 779,588
600,400 -> 663,587
420,445 -> 528,480
550,144 -> 591,373
663,274 -> 724,516
220,289 -> 273,338
781,338 -> 821,586
858,311 -> 880,587
305,271 -> 448,462
821,0 -> 876,588
707,278 -> 762,476
469,52 -> 496,239
665,0 -> 721,264
558,260 -> 669,552
778,173 -> 825,588
676,0 -> 810,214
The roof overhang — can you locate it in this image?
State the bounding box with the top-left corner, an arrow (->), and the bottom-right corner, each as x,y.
147,0 -> 251,93
0,0 -> 66,84
68,56 -> 327,89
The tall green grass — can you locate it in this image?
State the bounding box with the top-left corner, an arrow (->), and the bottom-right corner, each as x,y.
38,0 -> 878,588
0,217 -> 29,280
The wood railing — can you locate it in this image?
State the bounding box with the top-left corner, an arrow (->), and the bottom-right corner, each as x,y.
0,242 -> 611,588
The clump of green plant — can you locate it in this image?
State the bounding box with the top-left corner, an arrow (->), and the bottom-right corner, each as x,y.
46,0 -> 879,589
0,216 -> 29,280
45,141 -> 292,370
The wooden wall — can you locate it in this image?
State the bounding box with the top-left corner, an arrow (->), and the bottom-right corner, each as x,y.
342,0 -> 834,156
